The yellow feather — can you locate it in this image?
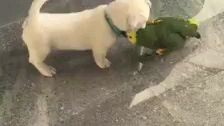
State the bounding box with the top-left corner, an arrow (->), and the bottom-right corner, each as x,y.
188,18 -> 199,26
127,32 -> 137,45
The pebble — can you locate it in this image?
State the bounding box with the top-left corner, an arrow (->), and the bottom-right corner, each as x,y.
133,71 -> 139,76
172,88 -> 176,91
31,83 -> 35,87
60,106 -> 64,110
59,117 -> 64,122
202,99 -> 207,102
198,84 -> 202,88
170,62 -> 174,64
142,116 -> 148,120
63,81 -> 67,84
72,111 -> 78,116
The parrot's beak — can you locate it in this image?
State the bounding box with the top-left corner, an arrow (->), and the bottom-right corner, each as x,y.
195,32 -> 201,39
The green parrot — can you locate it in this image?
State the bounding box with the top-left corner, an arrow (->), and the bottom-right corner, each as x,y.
125,17 -> 201,72
127,17 -> 201,56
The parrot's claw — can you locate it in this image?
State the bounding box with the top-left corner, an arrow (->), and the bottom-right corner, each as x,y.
133,62 -> 144,76
147,20 -> 162,25
133,71 -> 139,76
156,48 -> 166,56
137,62 -> 144,72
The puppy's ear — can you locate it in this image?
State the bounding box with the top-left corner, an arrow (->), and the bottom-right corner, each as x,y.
145,0 -> 152,8
127,14 -> 147,32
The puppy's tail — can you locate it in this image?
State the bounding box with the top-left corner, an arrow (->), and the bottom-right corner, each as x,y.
29,0 -> 48,18
23,0 -> 48,28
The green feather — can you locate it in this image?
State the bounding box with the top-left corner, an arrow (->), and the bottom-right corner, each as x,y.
130,17 -> 201,55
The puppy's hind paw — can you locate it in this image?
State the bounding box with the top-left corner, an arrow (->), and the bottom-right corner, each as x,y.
40,65 -> 57,77
96,59 -> 111,69
49,66 -> 57,75
104,59 -> 111,68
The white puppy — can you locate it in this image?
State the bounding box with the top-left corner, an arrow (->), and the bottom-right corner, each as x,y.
22,0 -> 151,77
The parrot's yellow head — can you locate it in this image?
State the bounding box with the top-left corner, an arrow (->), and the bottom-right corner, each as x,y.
188,18 -> 199,27
179,18 -> 201,39
127,32 -> 137,45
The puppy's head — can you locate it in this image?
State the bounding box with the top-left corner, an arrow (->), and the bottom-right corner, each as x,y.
127,0 -> 151,31
106,0 -> 151,32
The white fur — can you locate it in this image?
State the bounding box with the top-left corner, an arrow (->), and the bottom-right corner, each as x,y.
22,0 -> 151,77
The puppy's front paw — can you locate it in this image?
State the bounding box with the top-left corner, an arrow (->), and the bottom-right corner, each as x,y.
104,58 -> 111,68
96,58 -> 111,69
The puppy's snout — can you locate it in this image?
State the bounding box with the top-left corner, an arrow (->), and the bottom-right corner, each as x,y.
130,21 -> 147,32
141,23 -> 146,29
138,18 -> 148,30
135,22 -> 147,31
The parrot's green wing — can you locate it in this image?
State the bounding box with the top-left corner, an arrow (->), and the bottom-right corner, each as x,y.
162,33 -> 186,54
136,25 -> 158,48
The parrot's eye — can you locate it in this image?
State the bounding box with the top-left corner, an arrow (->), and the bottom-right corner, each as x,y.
129,36 -> 133,39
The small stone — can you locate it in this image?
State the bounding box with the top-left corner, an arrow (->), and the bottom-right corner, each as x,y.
133,71 -> 138,76
142,116 -> 148,120
59,117 -> 64,122
181,73 -> 188,78
31,83 -> 35,87
72,111 -> 78,116
60,106 -> 64,110
198,84 -> 202,88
